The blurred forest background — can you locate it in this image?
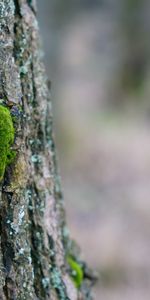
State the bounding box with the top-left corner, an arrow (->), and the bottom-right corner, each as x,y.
37,1 -> 150,299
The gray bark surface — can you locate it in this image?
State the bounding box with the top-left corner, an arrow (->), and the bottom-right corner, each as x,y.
0,1 -> 94,299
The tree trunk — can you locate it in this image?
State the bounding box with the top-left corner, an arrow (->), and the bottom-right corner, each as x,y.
0,1 -> 94,299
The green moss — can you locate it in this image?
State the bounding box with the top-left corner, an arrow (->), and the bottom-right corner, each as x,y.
67,256 -> 83,288
0,105 -> 15,181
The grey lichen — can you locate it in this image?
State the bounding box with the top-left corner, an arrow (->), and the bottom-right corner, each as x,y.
20,65 -> 28,75
31,154 -> 42,163
51,267 -> 69,300
42,277 -> 50,289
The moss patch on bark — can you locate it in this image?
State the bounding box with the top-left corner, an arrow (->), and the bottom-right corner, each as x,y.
67,256 -> 83,288
0,105 -> 15,181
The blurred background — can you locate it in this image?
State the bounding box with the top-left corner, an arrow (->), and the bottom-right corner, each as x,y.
37,1 -> 150,299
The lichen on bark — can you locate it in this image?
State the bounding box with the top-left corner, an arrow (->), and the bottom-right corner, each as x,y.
0,1 -> 94,299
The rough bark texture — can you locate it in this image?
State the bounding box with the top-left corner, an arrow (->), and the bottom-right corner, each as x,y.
0,1 -> 94,299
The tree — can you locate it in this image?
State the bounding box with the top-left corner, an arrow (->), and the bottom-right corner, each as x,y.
0,1 -> 94,299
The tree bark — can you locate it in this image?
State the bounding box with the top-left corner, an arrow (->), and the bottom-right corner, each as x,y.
0,1 -> 94,299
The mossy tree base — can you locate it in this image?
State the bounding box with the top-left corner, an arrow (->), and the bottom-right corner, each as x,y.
0,1 -> 94,299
